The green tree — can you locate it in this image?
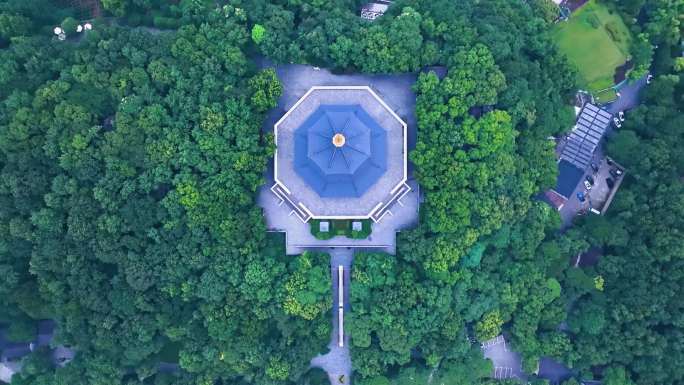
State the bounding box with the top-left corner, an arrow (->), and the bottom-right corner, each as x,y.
251,23 -> 266,44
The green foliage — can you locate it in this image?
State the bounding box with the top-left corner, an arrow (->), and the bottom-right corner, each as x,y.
302,367 -> 330,385
475,310 -> 504,341
563,70 -> 684,384
310,219 -> 372,240
410,49 -> 529,272
604,366 -> 636,385
528,0 -> 560,23
248,68 -> 283,112
4,1 -> 680,385
282,253 -> 331,320
586,12 -> 602,28
0,12 -> 30,39
101,0 -> 128,17
251,23 -> 266,44
0,9 -> 327,385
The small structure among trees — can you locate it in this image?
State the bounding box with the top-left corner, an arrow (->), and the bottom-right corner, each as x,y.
360,0 -> 392,21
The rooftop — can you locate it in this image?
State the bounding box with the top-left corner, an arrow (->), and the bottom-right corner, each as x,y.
274,86 -> 407,220
554,159 -> 585,199
560,103 -> 611,170
294,105 -> 387,198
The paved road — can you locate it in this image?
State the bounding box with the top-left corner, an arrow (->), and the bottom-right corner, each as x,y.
606,73 -> 649,114
538,357 -> 575,384
310,249 -> 353,385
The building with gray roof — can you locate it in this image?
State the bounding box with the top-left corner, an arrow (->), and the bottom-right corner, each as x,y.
560,103 -> 612,170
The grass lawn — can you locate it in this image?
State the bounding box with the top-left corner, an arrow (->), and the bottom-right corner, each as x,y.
552,0 -> 632,92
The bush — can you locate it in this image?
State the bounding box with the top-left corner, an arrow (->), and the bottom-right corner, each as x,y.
310,220 -> 335,240
349,219 -> 372,239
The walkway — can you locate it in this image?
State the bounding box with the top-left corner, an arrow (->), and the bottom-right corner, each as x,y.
310,249 -> 353,385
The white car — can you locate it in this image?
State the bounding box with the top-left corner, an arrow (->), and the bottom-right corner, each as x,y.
646,74 -> 653,84
584,180 -> 592,190
618,111 -> 625,121
613,117 -> 622,128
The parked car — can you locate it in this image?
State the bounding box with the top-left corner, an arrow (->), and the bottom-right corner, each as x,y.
591,162 -> 599,173
607,158 -> 614,166
647,74 -> 653,84
610,168 -> 623,178
606,178 -> 615,189
577,191 -> 586,202
583,180 -> 592,190
618,111 -> 625,121
613,117 -> 622,128
586,175 -> 595,185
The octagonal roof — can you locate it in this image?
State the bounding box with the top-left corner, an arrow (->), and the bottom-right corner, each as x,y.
274,86 -> 407,220
294,105 -> 387,197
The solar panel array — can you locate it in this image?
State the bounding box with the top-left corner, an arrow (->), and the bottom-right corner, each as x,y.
560,103 -> 612,170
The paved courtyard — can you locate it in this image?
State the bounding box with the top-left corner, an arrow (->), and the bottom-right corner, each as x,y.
258,60 -> 420,165
259,178 -> 420,255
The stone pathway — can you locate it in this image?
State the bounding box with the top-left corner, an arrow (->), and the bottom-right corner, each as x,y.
310,249 -> 354,384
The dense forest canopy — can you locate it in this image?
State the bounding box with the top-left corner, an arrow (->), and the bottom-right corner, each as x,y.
0,0 -> 682,385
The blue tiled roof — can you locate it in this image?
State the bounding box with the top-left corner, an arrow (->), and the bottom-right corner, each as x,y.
294,105 -> 387,197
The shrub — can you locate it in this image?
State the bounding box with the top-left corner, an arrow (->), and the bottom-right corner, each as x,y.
310,220 -> 335,240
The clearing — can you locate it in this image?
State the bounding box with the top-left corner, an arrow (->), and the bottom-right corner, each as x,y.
552,0 -> 632,94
